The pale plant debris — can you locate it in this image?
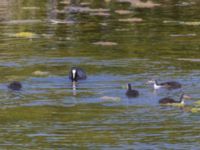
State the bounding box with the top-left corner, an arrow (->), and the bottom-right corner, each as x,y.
115,10 -> 132,15
117,0 -> 160,8
93,41 -> 118,46
33,71 -> 50,76
118,17 -> 143,22
101,96 -> 121,102
90,12 -> 110,17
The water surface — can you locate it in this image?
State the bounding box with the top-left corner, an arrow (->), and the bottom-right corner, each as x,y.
0,0 -> 200,149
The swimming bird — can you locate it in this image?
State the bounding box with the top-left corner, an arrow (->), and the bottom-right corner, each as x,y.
8,81 -> 22,91
126,83 -> 139,98
159,93 -> 190,105
69,67 -> 87,88
147,80 -> 181,90
69,67 -> 87,82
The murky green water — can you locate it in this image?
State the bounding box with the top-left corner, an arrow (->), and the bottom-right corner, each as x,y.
1,0 -> 200,149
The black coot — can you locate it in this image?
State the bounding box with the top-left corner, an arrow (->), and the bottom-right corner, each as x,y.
8,81 -> 22,91
159,94 -> 190,105
126,83 -> 139,98
69,67 -> 87,82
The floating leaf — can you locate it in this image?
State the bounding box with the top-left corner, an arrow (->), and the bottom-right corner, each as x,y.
101,96 -> 121,102
93,41 -> 118,46
9,32 -> 37,38
115,28 -> 130,31
49,19 -> 75,24
177,58 -> 200,62
117,0 -> 160,8
2,19 -> 42,25
170,34 -> 196,37
160,103 -> 184,107
163,20 -> 176,24
90,12 -> 110,16
80,2 -> 91,6
22,7 -> 40,10
68,6 -> 109,13
190,107 -> 200,113
115,10 -> 132,15
60,0 -> 70,5
33,71 -> 50,76
118,18 -> 143,22
180,21 -> 200,26
175,2 -> 195,7
99,23 -> 108,26
132,0 -> 160,8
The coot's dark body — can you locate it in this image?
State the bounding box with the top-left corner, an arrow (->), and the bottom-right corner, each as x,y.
8,81 -> 22,91
160,81 -> 181,89
159,94 -> 189,104
159,97 -> 178,104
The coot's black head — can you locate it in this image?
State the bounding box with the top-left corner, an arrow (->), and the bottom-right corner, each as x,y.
8,81 -> 22,91
70,67 -> 78,82
127,83 -> 132,90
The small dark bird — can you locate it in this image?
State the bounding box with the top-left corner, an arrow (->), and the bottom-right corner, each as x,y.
8,81 -> 22,91
69,67 -> 87,89
69,67 -> 87,82
159,93 -> 191,105
126,83 -> 139,98
147,80 -> 181,90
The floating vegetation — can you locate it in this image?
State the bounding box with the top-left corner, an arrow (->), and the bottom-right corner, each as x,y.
33,71 -> 50,76
115,10 -> 132,15
175,2 -> 195,7
22,7 -> 40,10
90,12 -> 110,17
132,0 -> 160,8
1,19 -> 42,25
101,96 -> 121,102
105,0 -> 111,3
163,20 -> 179,24
185,101 -> 200,113
80,2 -> 91,6
49,19 -> 75,24
67,6 -> 109,13
52,9 -> 66,14
59,0 -> 70,5
117,0 -> 160,8
41,34 -> 54,39
115,28 -> 130,31
177,58 -> 200,62
170,33 -> 196,37
163,20 -> 200,26
160,103 -> 184,107
8,32 -> 38,38
180,21 -> 200,26
118,18 -> 143,23
99,23 -> 108,26
190,107 -> 200,113
93,41 -> 118,46
194,100 -> 200,105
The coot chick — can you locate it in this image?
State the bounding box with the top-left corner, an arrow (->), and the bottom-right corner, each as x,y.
147,80 -> 181,90
69,67 -> 87,82
8,81 -> 22,91
159,93 -> 191,105
126,83 -> 139,98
